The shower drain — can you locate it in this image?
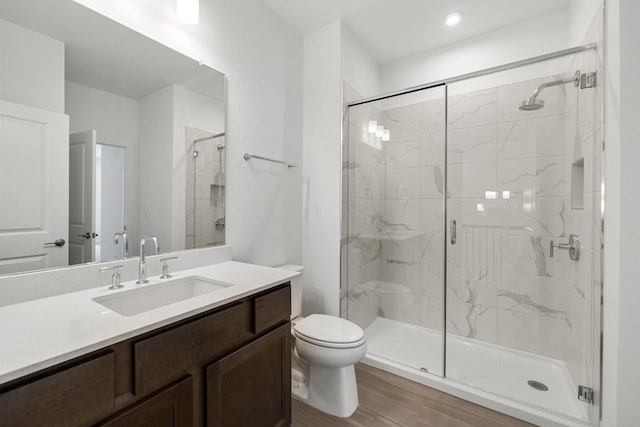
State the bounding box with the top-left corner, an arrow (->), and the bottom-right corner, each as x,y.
527,380 -> 549,391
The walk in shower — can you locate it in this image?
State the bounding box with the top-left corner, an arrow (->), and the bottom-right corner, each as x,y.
185,127 -> 226,249
341,44 -> 602,426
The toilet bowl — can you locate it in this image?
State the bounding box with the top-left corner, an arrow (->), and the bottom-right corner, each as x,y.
276,265 -> 367,418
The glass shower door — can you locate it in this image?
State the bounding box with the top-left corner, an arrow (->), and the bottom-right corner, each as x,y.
445,50 -> 600,424
343,85 -> 446,376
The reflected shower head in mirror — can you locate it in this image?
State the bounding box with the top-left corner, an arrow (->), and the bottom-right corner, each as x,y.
519,70 -> 581,111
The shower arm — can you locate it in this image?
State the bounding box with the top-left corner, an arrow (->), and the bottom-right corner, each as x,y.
530,71 -> 580,100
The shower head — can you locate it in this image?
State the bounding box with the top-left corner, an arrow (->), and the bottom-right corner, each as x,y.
519,70 -> 581,112
519,97 -> 545,111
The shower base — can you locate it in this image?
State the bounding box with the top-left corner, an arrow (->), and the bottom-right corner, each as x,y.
364,317 -> 590,426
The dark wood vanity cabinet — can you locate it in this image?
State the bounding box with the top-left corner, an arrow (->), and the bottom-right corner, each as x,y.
0,352 -> 116,427
99,377 -> 194,427
0,283 -> 291,427
206,323 -> 291,427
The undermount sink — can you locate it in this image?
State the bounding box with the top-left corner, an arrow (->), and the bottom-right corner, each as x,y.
92,276 -> 233,316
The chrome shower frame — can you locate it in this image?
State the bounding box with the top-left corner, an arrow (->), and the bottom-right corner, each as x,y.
342,41 -> 603,426
348,44 -> 596,107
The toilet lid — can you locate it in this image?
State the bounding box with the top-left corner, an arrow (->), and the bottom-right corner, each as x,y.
293,314 -> 365,344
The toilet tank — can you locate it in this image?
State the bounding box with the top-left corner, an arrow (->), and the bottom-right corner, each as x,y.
275,264 -> 304,319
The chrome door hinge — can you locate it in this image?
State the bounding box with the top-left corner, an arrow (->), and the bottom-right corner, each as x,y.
578,385 -> 594,403
580,72 -> 597,89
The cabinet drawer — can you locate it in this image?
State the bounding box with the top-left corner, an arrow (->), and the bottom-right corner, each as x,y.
0,351 -> 115,427
253,284 -> 291,335
133,301 -> 252,396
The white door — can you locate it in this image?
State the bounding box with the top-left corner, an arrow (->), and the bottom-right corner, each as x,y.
96,144 -> 126,262
0,100 -> 69,275
69,130 -> 97,265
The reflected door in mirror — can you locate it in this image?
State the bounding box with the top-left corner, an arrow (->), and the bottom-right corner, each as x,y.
0,100 -> 70,275
69,130 -> 97,265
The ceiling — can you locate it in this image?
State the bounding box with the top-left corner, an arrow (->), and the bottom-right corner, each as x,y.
0,0 -> 225,101
264,0 -> 572,63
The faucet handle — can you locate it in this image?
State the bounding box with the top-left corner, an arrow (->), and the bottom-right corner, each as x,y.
159,256 -> 178,279
99,265 -> 125,289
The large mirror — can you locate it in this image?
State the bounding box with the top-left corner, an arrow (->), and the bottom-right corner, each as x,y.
0,0 -> 226,275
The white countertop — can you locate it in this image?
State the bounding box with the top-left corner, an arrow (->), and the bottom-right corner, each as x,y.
0,261 -> 298,385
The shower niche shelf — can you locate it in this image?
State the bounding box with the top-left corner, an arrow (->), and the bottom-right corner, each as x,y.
571,158 -> 584,210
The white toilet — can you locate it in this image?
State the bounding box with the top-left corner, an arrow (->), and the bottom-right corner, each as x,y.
276,265 -> 367,418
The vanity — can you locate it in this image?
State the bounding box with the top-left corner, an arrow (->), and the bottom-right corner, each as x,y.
0,260 -> 296,427
0,2 -> 295,425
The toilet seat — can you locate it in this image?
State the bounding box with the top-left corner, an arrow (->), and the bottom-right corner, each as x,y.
293,314 -> 365,349
294,330 -> 366,349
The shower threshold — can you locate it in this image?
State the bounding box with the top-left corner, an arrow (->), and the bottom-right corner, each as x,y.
364,317 -> 590,427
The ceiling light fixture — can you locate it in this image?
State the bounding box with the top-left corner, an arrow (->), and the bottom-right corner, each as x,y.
368,120 -> 378,134
382,129 -> 390,142
445,12 -> 462,27
376,125 -> 385,138
177,0 -> 199,25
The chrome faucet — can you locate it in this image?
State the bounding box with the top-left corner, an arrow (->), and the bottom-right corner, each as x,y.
137,236 -> 160,284
113,231 -> 128,259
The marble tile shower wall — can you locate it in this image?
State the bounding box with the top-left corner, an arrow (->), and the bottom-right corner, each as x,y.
444,67 -> 599,389
343,87 -> 448,332
342,87 -> 389,329
377,95 -> 446,331
443,77 -> 571,360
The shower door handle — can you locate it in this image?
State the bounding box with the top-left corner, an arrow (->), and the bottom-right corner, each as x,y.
450,220 -> 457,245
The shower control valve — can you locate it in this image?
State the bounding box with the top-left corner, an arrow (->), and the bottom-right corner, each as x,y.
550,234 -> 580,261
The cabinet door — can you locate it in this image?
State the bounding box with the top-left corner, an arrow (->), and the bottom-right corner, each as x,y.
0,351 -> 115,427
99,377 -> 193,427
206,323 -> 291,427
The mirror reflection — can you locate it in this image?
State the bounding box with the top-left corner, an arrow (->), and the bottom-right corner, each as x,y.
0,0 -> 226,275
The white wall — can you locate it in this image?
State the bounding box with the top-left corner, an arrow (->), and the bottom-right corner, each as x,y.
380,10 -> 571,94
340,23 -> 380,98
0,17 -> 64,113
302,21 -> 342,315
72,0 -> 303,267
137,86 -> 174,252
603,0 -> 640,425
301,20 -> 382,316
569,0 -> 604,46
65,81 -> 139,253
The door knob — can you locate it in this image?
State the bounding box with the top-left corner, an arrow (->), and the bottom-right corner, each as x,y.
77,232 -> 99,239
43,238 -> 66,248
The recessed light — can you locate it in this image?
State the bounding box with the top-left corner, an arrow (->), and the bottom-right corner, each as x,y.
177,0 -> 199,25
445,13 -> 462,27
